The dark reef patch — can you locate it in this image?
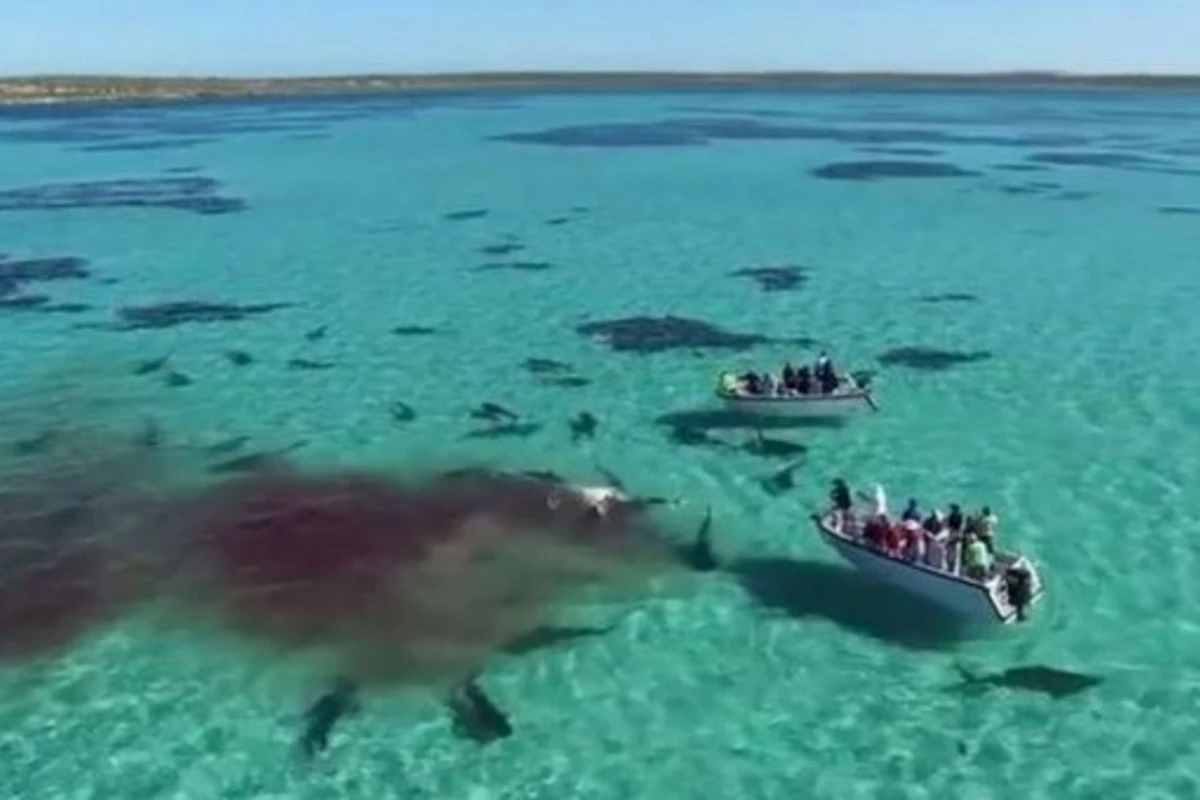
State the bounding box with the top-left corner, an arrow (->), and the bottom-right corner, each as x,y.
78,137 -> 218,153
992,163 -> 1051,173
729,266 -> 810,293
0,255 -> 92,289
103,300 -> 295,331
577,315 -> 804,354
490,117 -> 1089,150
1159,205 -> 1200,216
0,95 -> 527,163
443,209 -> 489,222
0,176 -> 245,215
857,146 -> 944,157
478,242 -> 524,256
0,295 -> 48,310
391,325 -> 439,337
877,346 -> 992,371
812,160 -> 980,181
1160,144 -> 1200,156
0,254 -> 96,311
917,293 -> 978,304
669,106 -> 802,119
1025,151 -> 1200,176
474,261 -> 554,272
993,179 -> 1069,197
1027,151 -> 1165,168
1052,190 -> 1095,201
0,296 -> 92,314
996,185 -> 1041,195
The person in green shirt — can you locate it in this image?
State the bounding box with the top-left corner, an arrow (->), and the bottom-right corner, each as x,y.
963,532 -> 993,580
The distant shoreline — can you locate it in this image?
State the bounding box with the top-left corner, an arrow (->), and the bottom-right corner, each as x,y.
3,71 -> 1200,106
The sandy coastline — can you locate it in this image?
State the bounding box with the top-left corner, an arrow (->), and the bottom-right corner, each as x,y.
2,71 -> 1200,106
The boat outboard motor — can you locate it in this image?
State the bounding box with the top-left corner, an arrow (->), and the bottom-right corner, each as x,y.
1003,565 -> 1033,622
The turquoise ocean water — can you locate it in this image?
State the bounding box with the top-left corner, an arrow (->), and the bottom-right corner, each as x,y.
1,86 -> 1199,798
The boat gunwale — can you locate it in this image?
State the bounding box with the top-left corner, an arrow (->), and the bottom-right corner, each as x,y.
715,388 -> 873,403
811,511 -> 1019,623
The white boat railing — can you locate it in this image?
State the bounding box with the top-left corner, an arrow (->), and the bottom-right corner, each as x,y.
715,387 -> 873,403
813,512 -> 1041,623
814,512 -> 992,584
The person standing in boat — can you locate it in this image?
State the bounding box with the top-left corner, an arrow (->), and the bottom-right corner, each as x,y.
962,531 -> 993,580
901,499 -> 921,522
814,352 -> 829,379
830,478 -> 852,525
867,484 -> 888,519
814,352 -> 837,394
795,365 -> 813,394
781,362 -> 797,392
862,514 -> 886,549
976,506 -> 999,554
923,526 -> 948,570
923,510 -> 956,572
901,519 -> 925,562
945,503 -> 965,535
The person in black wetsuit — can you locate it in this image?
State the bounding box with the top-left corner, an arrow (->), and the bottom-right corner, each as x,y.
782,363 -> 797,391
819,357 -> 839,394
830,478 -> 852,515
901,499 -> 921,522
946,503 -> 964,534
795,365 -> 813,394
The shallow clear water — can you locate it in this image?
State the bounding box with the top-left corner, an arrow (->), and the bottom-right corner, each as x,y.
1,86 -> 1199,799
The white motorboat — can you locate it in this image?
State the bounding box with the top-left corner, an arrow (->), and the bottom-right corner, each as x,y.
715,368 -> 877,418
716,386 -> 876,418
811,510 -> 1044,625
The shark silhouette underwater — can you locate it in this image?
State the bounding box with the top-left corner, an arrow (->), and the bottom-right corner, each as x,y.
949,663 -> 1104,700
295,622 -> 616,756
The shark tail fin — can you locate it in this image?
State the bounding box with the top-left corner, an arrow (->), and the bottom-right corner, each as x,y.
948,663 -> 991,696
953,662 -> 980,683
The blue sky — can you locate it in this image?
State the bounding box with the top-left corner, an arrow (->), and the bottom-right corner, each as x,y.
3,0 -> 1199,76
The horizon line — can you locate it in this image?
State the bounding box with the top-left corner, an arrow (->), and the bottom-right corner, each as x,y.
4,68 -> 1200,81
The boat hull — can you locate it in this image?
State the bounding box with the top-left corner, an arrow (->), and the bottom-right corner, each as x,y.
717,391 -> 874,418
812,514 -> 1043,625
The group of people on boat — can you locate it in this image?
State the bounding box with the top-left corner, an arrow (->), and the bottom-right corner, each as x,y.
828,479 -> 1001,581
720,352 -> 847,397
